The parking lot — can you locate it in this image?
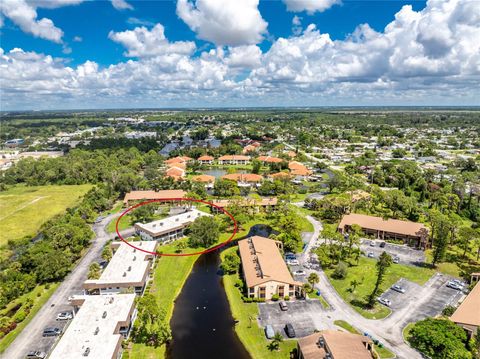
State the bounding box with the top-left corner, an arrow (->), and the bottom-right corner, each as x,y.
360,239 -> 425,265
379,274 -> 465,317
28,304 -> 74,355
258,300 -> 326,339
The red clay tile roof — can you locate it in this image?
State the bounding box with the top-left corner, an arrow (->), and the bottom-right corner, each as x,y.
269,172 -> 292,179
197,155 -> 214,161
191,174 -> 215,183
164,156 -> 192,164
221,173 -> 263,182
123,190 -> 186,204
258,155 -> 283,163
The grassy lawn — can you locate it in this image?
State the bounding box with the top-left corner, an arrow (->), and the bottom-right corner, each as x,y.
0,283 -> 59,353
306,291 -> 330,309
402,322 -> 415,342
326,257 -> 434,319
288,205 -> 314,233
334,320 -> 395,359
221,247 -> 297,359
425,247 -> 480,278
0,184 -> 92,245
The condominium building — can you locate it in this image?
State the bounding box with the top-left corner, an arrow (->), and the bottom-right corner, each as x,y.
297,330 -> 374,359
83,241 -> 157,295
338,213 -> 429,248
238,236 -> 303,300
122,189 -> 186,206
450,282 -> 480,338
217,155 -> 251,165
134,209 -> 209,242
49,294 -> 136,359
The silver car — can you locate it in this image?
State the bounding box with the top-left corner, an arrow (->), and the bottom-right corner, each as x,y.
391,284 -> 406,293
265,325 -> 275,339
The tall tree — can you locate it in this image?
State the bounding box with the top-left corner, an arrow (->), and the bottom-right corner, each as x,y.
367,251 -> 392,307
188,216 -> 219,248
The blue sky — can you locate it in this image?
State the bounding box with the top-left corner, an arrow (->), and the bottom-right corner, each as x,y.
0,0 -> 478,110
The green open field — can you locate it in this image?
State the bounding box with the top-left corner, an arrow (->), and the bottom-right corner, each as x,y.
0,184 -> 92,246
326,257 -> 434,319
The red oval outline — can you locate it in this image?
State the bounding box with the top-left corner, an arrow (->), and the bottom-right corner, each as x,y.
115,198 -> 238,257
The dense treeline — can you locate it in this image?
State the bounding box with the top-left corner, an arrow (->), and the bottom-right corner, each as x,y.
0,185 -> 114,314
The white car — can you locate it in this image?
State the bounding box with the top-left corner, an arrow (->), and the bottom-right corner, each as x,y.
56,311 -> 73,321
446,281 -> 463,290
392,257 -> 400,264
287,259 -> 300,266
367,252 -> 374,258
293,270 -> 306,276
378,297 -> 392,307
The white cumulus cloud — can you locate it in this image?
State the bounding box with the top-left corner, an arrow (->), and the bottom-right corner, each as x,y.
108,23 -> 196,58
111,0 -> 133,11
283,0 -> 341,14
176,0 -> 268,46
1,0 -> 479,109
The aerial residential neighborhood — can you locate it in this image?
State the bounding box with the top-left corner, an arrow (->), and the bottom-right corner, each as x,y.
1,1 -> 480,359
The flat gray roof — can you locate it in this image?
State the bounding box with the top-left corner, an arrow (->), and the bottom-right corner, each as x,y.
49,294 -> 136,359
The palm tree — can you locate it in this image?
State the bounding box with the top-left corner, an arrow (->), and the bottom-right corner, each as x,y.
267,332 -> 284,351
350,279 -> 360,293
308,273 -> 320,288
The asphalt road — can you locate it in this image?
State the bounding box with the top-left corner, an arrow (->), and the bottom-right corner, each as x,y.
1,213 -> 134,359
282,214 -> 465,359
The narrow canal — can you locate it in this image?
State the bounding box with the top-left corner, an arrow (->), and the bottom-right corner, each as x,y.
166,250 -> 251,359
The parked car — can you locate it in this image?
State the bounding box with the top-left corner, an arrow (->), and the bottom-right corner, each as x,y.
450,279 -> 465,287
367,252 -> 374,258
42,327 -> 61,337
287,259 -> 300,266
369,241 -> 375,247
379,242 -> 386,248
392,257 -> 400,264
378,297 -> 392,307
447,281 -> 463,290
279,301 -> 288,311
391,284 -> 406,293
264,325 -> 275,339
56,311 -> 73,321
293,270 -> 306,276
25,351 -> 47,359
285,323 -> 296,338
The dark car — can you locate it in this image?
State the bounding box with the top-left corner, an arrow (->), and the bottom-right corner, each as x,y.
279,301 -> 288,311
42,327 -> 61,337
25,351 -> 46,359
379,242 -> 386,248
285,323 -> 296,338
